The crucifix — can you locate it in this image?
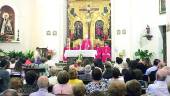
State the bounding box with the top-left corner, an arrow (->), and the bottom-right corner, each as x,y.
79,5 -> 99,39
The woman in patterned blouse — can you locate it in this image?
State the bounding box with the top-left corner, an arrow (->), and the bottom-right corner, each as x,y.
85,67 -> 108,95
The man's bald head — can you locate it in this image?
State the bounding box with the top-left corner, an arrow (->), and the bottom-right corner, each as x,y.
163,66 -> 170,75
37,76 -> 49,88
156,69 -> 167,81
2,89 -> 18,96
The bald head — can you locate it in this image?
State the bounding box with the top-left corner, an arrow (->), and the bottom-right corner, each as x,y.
37,76 -> 49,88
158,61 -> 166,69
156,69 -> 167,81
2,89 -> 18,96
163,66 -> 170,75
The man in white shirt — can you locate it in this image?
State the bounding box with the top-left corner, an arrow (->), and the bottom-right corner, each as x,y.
145,59 -> 160,75
146,69 -> 170,96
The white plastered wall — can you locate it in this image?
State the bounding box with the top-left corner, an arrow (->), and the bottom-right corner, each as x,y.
0,0 -> 36,52
111,0 -> 166,61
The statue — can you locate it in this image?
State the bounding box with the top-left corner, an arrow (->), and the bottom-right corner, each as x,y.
86,5 -> 93,38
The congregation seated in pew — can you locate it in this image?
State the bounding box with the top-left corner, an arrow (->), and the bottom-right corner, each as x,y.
1,54 -> 170,96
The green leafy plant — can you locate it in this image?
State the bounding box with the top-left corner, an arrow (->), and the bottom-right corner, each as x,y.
0,49 -> 3,52
16,51 -> 25,58
0,49 -> 6,57
7,50 -> 25,58
135,49 -> 153,60
77,54 -> 83,61
5,50 -> 34,59
25,50 -> 34,59
7,50 -> 16,58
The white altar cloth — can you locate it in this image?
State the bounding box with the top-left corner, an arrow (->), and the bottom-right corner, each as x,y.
64,50 -> 97,58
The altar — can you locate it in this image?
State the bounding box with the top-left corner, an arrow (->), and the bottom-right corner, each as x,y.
64,50 -> 97,64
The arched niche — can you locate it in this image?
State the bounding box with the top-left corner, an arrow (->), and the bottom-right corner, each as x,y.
0,5 -> 15,42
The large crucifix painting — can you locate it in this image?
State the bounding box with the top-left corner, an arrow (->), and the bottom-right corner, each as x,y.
67,0 -> 111,49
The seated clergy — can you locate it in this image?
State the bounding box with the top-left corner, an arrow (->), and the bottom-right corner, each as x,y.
94,43 -> 102,59
102,42 -> 111,63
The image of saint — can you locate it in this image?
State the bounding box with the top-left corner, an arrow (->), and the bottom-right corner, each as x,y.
161,0 -> 166,12
95,20 -> 104,40
74,21 -> 83,40
0,12 -> 13,35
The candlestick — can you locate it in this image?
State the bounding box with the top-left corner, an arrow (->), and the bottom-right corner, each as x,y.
16,30 -> 20,41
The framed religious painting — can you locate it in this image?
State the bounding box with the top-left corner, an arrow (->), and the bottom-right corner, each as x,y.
46,30 -> 51,36
159,0 -> 166,14
0,5 -> 16,42
117,30 -> 121,35
53,31 -> 57,36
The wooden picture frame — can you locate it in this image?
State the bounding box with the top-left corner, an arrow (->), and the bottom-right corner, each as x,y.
159,0 -> 166,14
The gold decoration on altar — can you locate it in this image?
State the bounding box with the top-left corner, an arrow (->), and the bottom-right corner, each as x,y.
94,39 -> 104,46
73,39 -> 82,47
67,0 -> 111,48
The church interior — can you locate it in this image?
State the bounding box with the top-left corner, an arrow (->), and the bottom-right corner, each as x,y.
0,0 -> 170,95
